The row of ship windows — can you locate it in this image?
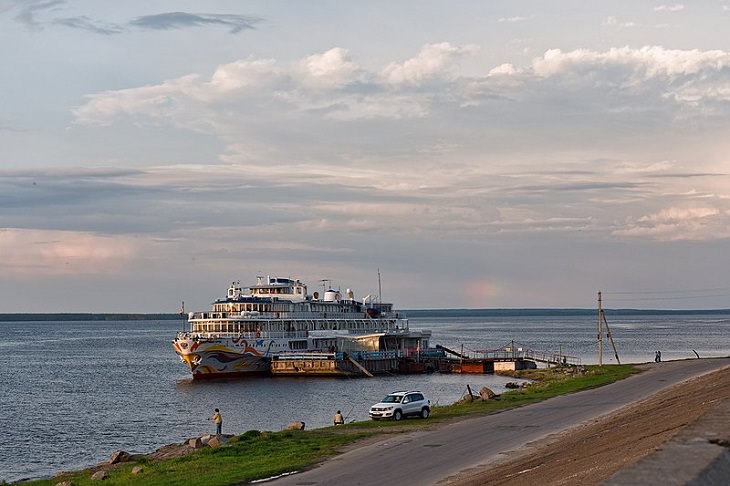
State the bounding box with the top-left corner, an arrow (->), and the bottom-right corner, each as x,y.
212,303 -> 360,313
272,361 -> 335,369
191,321 -> 398,333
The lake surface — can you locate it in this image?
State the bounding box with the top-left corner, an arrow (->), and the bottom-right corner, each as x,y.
1,310 -> 728,482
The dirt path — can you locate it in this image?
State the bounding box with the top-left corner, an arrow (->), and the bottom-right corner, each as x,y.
447,364 -> 730,486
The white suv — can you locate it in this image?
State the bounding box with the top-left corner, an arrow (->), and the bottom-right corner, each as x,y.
369,390 -> 431,420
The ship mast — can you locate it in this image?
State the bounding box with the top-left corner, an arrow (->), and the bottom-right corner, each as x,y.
377,268 -> 382,304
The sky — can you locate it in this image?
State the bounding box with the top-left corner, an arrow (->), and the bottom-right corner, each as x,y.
2,1 -> 730,312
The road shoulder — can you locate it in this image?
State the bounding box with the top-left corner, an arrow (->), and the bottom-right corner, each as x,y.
444,362 -> 730,486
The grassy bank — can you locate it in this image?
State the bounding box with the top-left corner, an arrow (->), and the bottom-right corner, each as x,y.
20,364 -> 638,486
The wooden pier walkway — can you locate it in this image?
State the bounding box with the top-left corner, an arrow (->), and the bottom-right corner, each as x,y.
437,342 -> 582,368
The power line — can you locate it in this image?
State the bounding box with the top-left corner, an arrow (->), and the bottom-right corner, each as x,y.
603,292 -> 730,302
603,287 -> 730,296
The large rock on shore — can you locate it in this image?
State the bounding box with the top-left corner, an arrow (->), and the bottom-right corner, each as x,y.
109,450 -> 131,464
480,386 -> 497,400
91,470 -> 107,481
287,421 -> 306,430
208,435 -> 230,447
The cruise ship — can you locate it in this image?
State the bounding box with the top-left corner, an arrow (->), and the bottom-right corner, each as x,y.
172,275 -> 432,379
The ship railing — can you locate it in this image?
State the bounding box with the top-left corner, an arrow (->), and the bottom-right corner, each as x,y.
401,347 -> 436,358
175,327 -> 427,341
346,350 -> 401,360
271,350 -> 401,361
176,330 -> 312,340
184,317 -> 410,334
188,312 -> 408,326
272,352 -> 337,361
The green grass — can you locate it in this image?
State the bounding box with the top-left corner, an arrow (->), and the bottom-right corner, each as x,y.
21,364 -> 638,486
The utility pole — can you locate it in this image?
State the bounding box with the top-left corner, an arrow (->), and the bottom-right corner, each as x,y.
597,292 -> 603,366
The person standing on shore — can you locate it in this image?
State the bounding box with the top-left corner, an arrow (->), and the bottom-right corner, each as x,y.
211,408 -> 222,435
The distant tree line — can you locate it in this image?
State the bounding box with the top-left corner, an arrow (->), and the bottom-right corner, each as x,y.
0,313 -> 182,321
2,308 -> 727,322
402,308 -> 730,318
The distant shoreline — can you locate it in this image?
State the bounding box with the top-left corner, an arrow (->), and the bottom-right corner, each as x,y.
0,313 -> 183,321
1,308 -> 728,321
403,308 -> 730,317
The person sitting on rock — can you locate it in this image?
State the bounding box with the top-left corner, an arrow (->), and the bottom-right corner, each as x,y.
334,410 -> 344,425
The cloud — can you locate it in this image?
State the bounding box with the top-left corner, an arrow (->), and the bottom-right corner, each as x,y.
654,4 -> 685,12
603,16 -> 638,28
130,12 -> 261,33
8,0 -> 64,29
530,46 -> 730,81
53,15 -> 123,34
498,16 -> 529,23
3,3 -> 261,34
297,48 -> 362,90
73,74 -> 204,126
0,122 -> 25,132
614,206 -> 730,241
66,44 -> 730,245
73,44 -> 730,132
74,44 -> 468,125
0,167 -> 174,236
380,42 -> 480,86
0,228 -> 139,276
522,46 -> 730,119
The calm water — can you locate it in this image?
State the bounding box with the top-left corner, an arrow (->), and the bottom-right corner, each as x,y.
1,311 -> 729,482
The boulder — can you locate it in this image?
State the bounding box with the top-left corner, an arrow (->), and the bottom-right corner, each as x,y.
109,450 -> 131,464
91,470 -> 107,481
456,392 -> 479,404
131,466 -> 143,475
286,421 -> 306,430
188,437 -> 203,449
479,387 -> 496,400
200,434 -> 213,445
207,435 -> 229,447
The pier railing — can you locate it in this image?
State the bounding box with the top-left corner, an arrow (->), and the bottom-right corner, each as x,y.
441,343 -> 582,366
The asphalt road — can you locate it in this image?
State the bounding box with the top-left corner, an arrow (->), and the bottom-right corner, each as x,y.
264,358 -> 730,486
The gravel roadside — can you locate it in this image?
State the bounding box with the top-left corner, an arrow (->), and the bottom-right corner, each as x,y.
446,363 -> 730,486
